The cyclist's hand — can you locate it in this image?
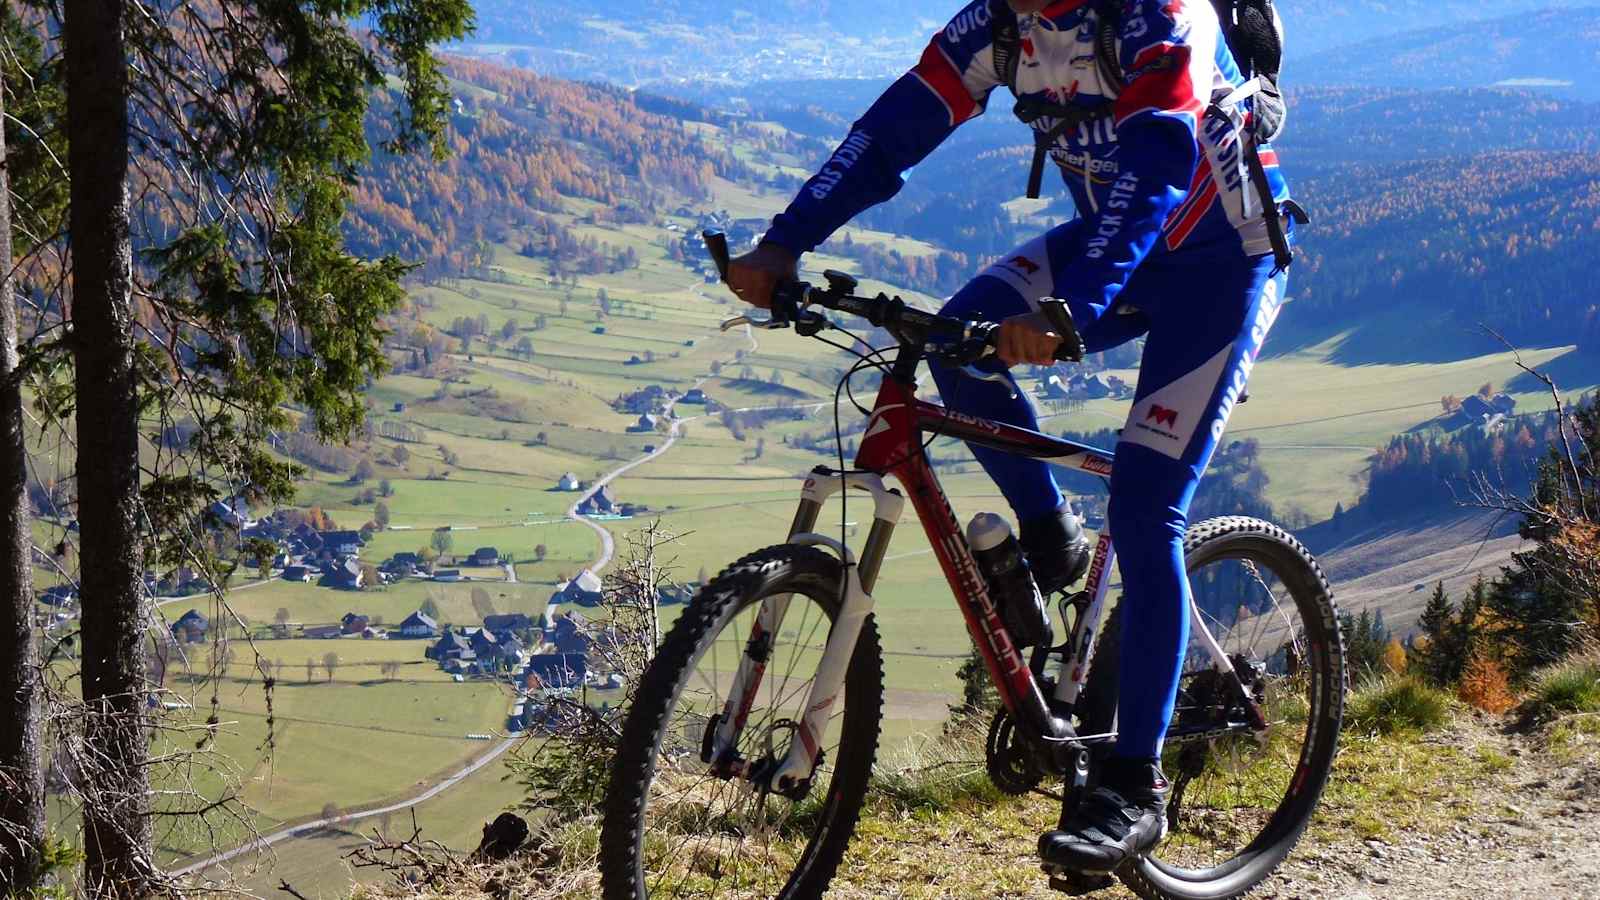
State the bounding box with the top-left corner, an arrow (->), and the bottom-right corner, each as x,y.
726,243 -> 798,310
997,312 -> 1065,367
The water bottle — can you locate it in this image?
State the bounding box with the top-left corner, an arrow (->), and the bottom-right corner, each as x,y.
967,513 -> 1053,648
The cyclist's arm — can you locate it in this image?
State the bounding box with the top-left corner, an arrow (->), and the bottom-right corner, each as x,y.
762,0 -> 1003,256
1052,0 -> 1215,320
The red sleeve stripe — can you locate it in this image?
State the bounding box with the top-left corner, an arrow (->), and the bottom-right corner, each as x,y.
1112,44 -> 1204,130
1257,149 -> 1280,167
1164,179 -> 1217,250
913,40 -> 980,127
1163,157 -> 1214,227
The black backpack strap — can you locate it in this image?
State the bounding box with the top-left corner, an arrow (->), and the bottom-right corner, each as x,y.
1242,135 -> 1294,273
991,0 -> 1021,91
999,0 -> 1120,199
1093,0 -> 1124,93
1014,97 -> 1114,199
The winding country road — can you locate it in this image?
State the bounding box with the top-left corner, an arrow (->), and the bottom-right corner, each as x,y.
567,376 -> 708,575
172,733 -> 518,878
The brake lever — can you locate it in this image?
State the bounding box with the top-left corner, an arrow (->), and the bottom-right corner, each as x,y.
720,315 -> 790,332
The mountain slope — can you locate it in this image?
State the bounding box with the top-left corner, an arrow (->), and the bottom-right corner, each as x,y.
346,58 -> 756,278
1296,6 -> 1600,100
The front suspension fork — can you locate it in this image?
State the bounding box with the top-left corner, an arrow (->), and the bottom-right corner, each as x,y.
706,467 -> 903,793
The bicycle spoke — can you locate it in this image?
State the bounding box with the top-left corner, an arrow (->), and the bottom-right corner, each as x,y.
1157,550 -> 1321,873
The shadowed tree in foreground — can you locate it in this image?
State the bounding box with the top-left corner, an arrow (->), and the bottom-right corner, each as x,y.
8,0 -> 474,892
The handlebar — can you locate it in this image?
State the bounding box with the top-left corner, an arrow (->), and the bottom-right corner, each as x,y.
702,231 -> 1084,365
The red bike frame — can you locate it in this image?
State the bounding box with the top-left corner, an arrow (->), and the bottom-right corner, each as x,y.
853,375 -> 1117,738
706,368 -> 1125,790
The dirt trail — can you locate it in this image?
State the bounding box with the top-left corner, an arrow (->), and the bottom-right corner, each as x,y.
1259,727 -> 1600,900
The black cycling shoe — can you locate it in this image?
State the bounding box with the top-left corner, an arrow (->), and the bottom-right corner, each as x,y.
1020,507 -> 1092,595
1039,760 -> 1169,874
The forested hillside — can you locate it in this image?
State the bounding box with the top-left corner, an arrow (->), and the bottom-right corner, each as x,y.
345,59 -> 766,278
1287,148 -> 1600,352
1297,7 -> 1600,100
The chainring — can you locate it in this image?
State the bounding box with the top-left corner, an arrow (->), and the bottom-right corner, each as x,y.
985,708 -> 1045,796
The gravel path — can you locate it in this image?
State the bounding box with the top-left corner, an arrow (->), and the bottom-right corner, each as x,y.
1258,726 -> 1600,900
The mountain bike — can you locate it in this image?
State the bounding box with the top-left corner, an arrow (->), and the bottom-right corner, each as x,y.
599,233 -> 1344,899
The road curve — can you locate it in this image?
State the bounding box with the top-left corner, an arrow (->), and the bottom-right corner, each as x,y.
173,735 -> 518,878
567,373 -> 716,575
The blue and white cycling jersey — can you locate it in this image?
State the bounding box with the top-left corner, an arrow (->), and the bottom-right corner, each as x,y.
762,0 -> 1300,763
764,0 -> 1291,316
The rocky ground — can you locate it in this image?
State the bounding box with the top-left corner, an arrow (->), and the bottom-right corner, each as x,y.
1260,722 -> 1600,900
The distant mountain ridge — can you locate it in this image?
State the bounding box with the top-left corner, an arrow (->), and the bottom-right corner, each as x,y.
458,0 -> 1593,85
1296,6 -> 1600,100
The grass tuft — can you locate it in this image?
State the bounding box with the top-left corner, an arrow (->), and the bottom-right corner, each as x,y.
1527,651 -> 1600,719
866,723 -> 1001,817
1347,676 -> 1453,736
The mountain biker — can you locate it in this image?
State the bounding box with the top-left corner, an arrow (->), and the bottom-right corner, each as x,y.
725,0 -> 1292,875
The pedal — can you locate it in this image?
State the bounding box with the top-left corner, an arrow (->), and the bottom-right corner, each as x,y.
1042,865 -> 1115,895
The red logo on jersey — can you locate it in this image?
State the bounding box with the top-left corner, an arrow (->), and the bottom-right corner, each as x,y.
1007,255 -> 1040,275
1021,37 -> 1036,57
1146,405 -> 1179,428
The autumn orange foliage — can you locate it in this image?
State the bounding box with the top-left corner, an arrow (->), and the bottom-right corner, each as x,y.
1381,637 -> 1407,675
1457,652 -> 1516,714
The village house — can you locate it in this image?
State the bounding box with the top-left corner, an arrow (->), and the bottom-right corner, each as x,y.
304,624 -> 343,640
521,652 -> 587,692
612,384 -> 671,415
288,525 -> 323,559
551,570 -> 603,608
171,609 -> 208,644
208,496 -> 257,531
398,610 -> 439,639
483,613 -> 535,638
281,564 -> 314,583
470,628 -> 525,671
319,530 -> 366,558
432,568 -> 465,583
322,558 -> 364,590
546,612 -> 593,655
1461,394 -> 1495,421
471,547 -> 501,566
426,628 -> 473,661
576,486 -> 619,517
341,612 -> 370,634
627,413 -> 660,434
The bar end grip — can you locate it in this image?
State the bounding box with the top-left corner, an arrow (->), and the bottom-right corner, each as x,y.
1039,298 -> 1085,363
703,231 -> 732,282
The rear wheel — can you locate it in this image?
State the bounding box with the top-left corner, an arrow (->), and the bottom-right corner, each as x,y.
600,545 -> 884,899
1081,517 -> 1344,900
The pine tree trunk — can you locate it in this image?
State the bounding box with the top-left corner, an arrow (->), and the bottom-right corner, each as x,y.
63,0 -> 153,893
0,66 -> 46,893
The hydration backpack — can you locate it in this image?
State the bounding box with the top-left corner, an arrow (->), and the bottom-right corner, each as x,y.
992,0 -> 1307,270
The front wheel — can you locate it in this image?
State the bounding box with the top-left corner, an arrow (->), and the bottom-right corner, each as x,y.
600,545 -> 884,899
1082,516 -> 1345,900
